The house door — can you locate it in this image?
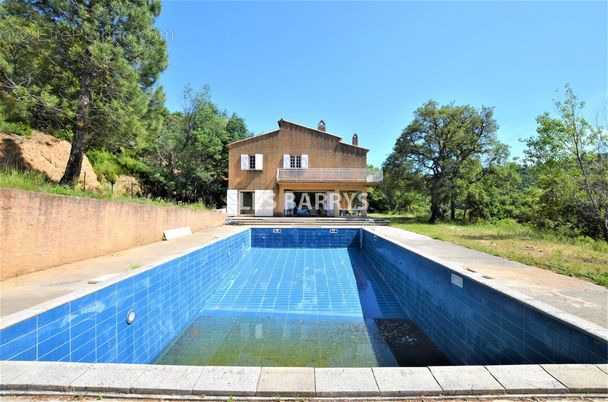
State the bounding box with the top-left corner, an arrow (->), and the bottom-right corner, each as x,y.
239,191 -> 255,215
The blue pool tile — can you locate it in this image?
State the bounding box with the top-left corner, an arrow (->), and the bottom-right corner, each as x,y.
69,293 -> 97,323
0,316 -> 37,346
71,332 -> 95,360
0,330 -> 37,360
38,315 -> 70,345
70,317 -> 95,342
38,304 -> 70,328
116,277 -> 134,302
96,332 -> 118,362
39,338 -> 70,362
9,346 -> 37,361
39,327 -> 69,352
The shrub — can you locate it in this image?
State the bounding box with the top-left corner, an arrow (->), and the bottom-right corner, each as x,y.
87,150 -> 122,185
0,121 -> 32,137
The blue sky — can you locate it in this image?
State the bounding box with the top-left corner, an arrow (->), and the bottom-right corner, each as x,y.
156,1 -> 607,167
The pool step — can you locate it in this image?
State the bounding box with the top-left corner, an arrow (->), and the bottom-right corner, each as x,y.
227,217 -> 389,226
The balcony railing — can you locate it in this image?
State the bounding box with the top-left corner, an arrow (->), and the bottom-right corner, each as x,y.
276,168 -> 383,183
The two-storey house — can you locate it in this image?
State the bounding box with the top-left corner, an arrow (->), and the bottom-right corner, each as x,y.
226,119 -> 382,217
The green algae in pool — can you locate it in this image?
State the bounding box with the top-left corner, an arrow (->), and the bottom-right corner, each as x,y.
154,312 -> 447,367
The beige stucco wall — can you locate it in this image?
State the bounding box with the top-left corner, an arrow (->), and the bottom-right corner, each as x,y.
0,189 -> 226,279
227,121 -> 370,215
227,121 -> 368,191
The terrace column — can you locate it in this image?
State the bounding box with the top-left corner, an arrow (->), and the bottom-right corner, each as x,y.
276,187 -> 284,216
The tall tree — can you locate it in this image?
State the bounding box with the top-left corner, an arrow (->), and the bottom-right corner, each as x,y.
145,86 -> 250,206
0,0 -> 168,185
525,85 -> 608,241
389,100 -> 499,222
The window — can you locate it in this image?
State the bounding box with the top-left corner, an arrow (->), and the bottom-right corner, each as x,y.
241,154 -> 263,170
290,155 -> 302,169
283,154 -> 307,169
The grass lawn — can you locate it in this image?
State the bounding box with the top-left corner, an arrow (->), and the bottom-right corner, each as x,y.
0,168 -> 208,210
370,213 -> 608,287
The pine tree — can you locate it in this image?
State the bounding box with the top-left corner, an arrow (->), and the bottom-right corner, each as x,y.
0,0 -> 168,185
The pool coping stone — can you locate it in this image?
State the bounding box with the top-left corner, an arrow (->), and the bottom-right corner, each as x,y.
69,363 -> 146,393
193,366 -> 261,396
315,367 -> 380,397
130,365 -> 204,395
485,364 -> 567,394
429,365 -> 505,395
0,361 -> 37,387
2,361 -> 608,397
372,367 -> 442,396
1,361 -> 92,391
541,364 -> 608,393
256,367 -> 315,397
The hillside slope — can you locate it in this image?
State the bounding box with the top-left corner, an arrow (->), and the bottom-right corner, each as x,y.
0,132 -> 100,190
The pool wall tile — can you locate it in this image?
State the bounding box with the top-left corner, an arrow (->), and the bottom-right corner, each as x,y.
0,229 -> 251,364
2,227 -> 606,366
361,230 -> 607,364
251,228 -> 360,249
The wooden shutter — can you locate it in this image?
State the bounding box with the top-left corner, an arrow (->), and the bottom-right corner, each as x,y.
227,190 -> 238,215
255,154 -> 263,170
301,154 -> 308,169
283,154 -> 290,169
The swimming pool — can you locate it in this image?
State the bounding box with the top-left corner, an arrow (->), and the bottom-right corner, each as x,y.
0,228 -> 606,366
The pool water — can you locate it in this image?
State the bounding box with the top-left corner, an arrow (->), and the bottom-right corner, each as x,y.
155,248 -> 448,367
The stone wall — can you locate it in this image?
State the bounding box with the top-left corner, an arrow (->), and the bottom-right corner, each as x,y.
0,189 -> 226,279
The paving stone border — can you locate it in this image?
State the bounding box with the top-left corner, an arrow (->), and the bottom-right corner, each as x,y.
1,362 -> 607,398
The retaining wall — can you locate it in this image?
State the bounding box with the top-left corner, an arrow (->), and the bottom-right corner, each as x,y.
0,189 -> 226,279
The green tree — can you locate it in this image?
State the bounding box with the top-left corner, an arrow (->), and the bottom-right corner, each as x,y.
374,154 -> 427,214
389,100 -> 499,222
145,86 -> 250,206
524,85 -> 608,240
461,161 -> 526,221
0,0 -> 168,185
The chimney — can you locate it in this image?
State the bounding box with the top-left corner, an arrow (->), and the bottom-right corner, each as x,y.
352,133 -> 358,146
317,120 -> 326,132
